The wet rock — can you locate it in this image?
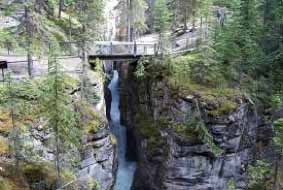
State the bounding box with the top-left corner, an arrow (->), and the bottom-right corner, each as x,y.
78,129 -> 117,190
117,62 -> 260,190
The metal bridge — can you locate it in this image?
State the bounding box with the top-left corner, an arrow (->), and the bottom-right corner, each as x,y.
89,41 -> 157,60
89,35 -> 198,60
0,32 -> 200,80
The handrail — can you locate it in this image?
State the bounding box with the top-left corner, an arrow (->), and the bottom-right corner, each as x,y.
93,41 -> 156,45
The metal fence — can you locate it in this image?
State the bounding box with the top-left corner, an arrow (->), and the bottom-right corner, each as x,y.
0,56 -> 83,81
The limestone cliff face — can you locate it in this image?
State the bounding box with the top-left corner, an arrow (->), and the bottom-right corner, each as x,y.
77,69 -> 117,190
118,62 -> 259,190
0,69 -> 117,190
78,128 -> 117,190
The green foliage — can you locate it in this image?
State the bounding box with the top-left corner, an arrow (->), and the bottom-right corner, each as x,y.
135,57 -> 147,78
38,55 -> 81,146
110,134 -> 117,145
273,118 -> 283,155
74,0 -> 105,42
177,118 -> 223,156
153,0 -> 172,33
0,30 -> 18,54
0,137 -> 9,155
0,161 -> 77,190
22,162 -> 57,189
271,95 -> 282,110
167,51 -> 226,87
131,0 -> 148,33
227,178 -> 236,190
135,112 -> 167,157
3,4 -> 15,16
75,101 -> 104,133
248,160 -> 270,190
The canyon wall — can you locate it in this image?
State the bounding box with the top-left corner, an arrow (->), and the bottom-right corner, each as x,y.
117,61 -> 270,190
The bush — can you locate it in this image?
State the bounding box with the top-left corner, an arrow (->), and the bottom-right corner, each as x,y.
0,138 -> 9,156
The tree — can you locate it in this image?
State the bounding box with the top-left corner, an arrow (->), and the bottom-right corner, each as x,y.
38,46 -> 80,188
24,1 -> 34,78
7,74 -> 21,173
272,118 -> 283,190
0,30 -> 17,55
1,74 -> 38,174
173,0 -> 196,30
153,0 -> 172,54
129,0 -> 147,40
73,0 -> 104,99
59,0 -> 64,18
213,0 -> 263,88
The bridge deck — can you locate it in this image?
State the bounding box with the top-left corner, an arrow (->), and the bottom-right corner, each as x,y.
89,41 -> 156,60
89,54 -> 148,60
89,37 -> 198,60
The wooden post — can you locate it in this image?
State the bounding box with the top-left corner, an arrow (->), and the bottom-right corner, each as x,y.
1,69 -> 4,81
134,41 -> 137,56
172,36 -> 176,52
144,46 -> 147,55
0,61 -> 7,82
110,42 -> 113,55
154,43 -> 157,55
186,38 -> 189,49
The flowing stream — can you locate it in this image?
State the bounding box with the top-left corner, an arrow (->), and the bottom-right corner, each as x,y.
108,70 -> 137,190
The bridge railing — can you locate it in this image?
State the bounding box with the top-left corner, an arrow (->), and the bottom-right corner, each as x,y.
91,41 -> 157,56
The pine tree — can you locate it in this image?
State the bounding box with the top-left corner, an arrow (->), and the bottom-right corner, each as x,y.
73,0 -> 104,99
153,0 -> 172,54
214,0 -> 263,88
6,73 -> 21,173
272,118 -> 283,189
38,46 -> 80,188
130,0 -> 147,40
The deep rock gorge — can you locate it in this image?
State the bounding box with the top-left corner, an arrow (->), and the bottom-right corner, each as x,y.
115,61 -> 270,190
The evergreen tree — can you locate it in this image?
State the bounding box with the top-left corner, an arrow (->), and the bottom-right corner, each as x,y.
38,46 -> 80,188
153,0 -> 172,54
130,0 -> 147,40
73,0 -> 104,99
272,118 -> 283,189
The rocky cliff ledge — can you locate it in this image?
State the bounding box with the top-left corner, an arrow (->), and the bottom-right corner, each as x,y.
0,68 -> 116,190
118,61 -> 260,190
77,69 -> 117,190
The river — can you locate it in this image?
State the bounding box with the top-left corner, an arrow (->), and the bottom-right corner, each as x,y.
108,70 -> 137,190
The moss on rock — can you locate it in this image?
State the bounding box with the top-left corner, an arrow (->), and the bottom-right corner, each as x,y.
135,112 -> 167,158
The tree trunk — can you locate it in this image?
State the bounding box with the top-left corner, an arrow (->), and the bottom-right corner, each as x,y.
127,0 -> 133,41
7,77 -> 20,174
55,128 -> 61,188
184,6 -> 188,30
81,24 -> 88,100
54,59 -> 61,188
59,0 -> 63,18
272,155 -> 281,190
25,6 -> 33,78
69,15 -> 72,55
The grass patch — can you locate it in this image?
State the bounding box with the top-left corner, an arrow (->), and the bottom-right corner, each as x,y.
110,134 -> 117,145
75,101 -> 105,134
0,160 -> 78,190
0,109 -> 12,135
141,55 -> 243,116
0,137 -> 9,155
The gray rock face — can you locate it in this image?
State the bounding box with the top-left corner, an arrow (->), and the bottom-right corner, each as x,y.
117,63 -> 258,190
0,69 -> 117,190
17,121 -> 117,190
78,128 -> 117,190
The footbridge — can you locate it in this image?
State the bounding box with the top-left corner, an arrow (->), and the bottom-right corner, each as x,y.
89,41 -> 157,60
89,36 -> 198,60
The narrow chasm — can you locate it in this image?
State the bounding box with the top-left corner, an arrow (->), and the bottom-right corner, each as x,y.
105,67 -> 137,190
